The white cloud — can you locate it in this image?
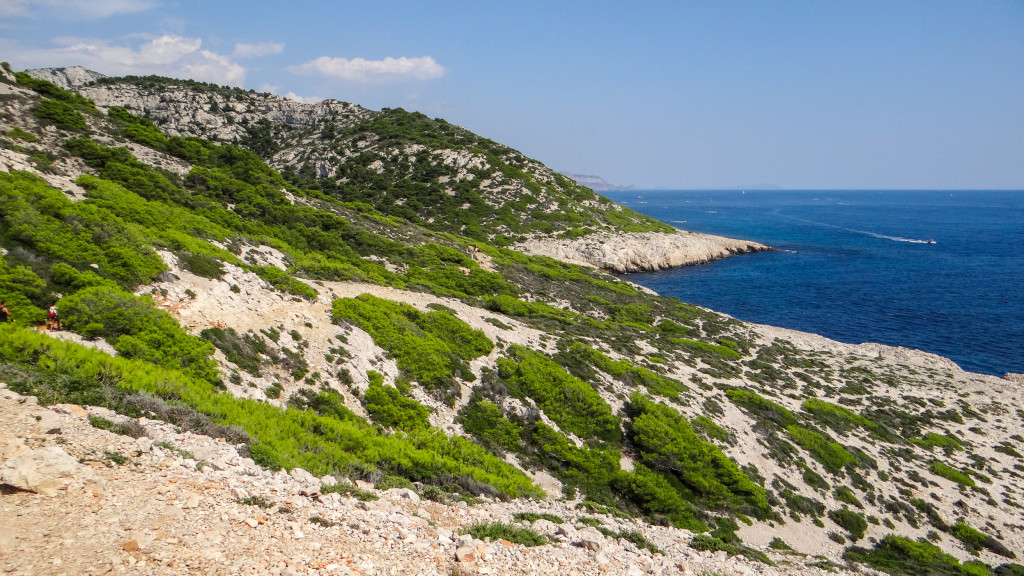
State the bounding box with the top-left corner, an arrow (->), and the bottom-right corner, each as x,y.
290,56 -> 445,82
0,0 -> 157,19
13,35 -> 245,86
233,42 -> 284,59
283,92 -> 322,104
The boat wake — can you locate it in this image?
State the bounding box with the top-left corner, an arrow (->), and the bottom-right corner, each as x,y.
778,214 -> 935,244
861,231 -> 935,244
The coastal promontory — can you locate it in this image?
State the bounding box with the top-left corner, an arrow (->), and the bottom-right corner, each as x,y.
515,230 -> 771,273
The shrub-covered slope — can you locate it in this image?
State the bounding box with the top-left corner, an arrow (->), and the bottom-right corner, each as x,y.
57,71 -> 673,243
3,64 -> 1024,575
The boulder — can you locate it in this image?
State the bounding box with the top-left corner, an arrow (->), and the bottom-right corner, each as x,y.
455,546 -> 477,562
578,527 -> 606,552
533,518 -> 558,534
384,488 -> 420,502
0,446 -> 101,496
35,411 -> 63,434
288,467 -> 319,486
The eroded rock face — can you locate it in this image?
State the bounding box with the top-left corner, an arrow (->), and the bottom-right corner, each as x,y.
515,230 -> 771,273
22,66 -> 106,90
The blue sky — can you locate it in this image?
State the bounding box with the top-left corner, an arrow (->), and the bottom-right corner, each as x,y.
3,1 -> 1022,189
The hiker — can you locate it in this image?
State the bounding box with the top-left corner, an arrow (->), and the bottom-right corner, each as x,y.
0,301 -> 9,323
47,303 -> 60,330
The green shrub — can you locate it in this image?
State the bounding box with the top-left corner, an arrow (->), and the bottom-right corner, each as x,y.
107,106 -> 169,150
616,530 -> 663,554
362,380 -> 432,431
463,522 -> 547,547
308,515 -> 338,527
1,171 -> 167,287
692,414 -> 732,444
375,475 -> 415,491
457,398 -> 522,452
951,522 -> 1016,558
626,392 -> 769,517
61,286 -> 220,384
513,512 -> 563,524
611,464 -> 706,531
674,338 -> 742,359
497,345 -> 620,444
332,294 -> 492,399
7,127 -> 39,142
928,461 -> 975,487
33,99 -> 88,131
555,341 -> 689,402
237,495 -> 273,508
320,481 -> 378,501
911,432 -> 965,455
88,415 -> 144,437
0,255 -> 49,325
178,251 -> 224,278
802,398 -> 897,442
484,294 -> 579,325
264,382 -> 283,399
690,533 -> 772,565
828,507 -> 868,541
200,327 -> 270,376
994,443 -> 1023,458
834,485 -> 864,508
845,535 -> 987,576
785,425 -> 858,474
725,389 -> 798,428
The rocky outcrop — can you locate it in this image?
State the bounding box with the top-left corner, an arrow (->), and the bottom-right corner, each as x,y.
23,66 -> 106,90
78,83 -> 372,144
514,230 -> 771,273
1006,373 -> 1024,384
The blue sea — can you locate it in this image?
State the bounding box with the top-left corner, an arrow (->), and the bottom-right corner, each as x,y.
603,190 -> 1024,377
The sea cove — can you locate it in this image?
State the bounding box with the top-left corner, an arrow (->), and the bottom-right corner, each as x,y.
608,189 -> 1024,377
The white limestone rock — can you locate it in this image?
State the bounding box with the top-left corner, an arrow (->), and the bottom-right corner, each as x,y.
24,66 -> 107,90
0,446 -> 102,496
514,230 -> 770,273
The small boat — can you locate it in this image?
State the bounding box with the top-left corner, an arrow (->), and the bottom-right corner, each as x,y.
927,239 -> 936,244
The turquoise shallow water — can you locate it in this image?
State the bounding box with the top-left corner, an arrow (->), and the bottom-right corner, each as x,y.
603,190 -> 1024,377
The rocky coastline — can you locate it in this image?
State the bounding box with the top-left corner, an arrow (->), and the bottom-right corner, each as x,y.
514,230 -> 771,273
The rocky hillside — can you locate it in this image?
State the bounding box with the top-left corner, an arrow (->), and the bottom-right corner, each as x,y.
25,66 -> 767,269
2,63 -> 1024,576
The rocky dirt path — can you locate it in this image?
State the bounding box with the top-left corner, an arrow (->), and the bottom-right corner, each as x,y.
0,383 -> 855,576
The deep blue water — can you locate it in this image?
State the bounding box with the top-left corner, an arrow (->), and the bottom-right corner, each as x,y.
604,190 -> 1024,376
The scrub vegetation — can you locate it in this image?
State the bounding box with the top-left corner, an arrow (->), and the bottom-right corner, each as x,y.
0,69 -> 1020,571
